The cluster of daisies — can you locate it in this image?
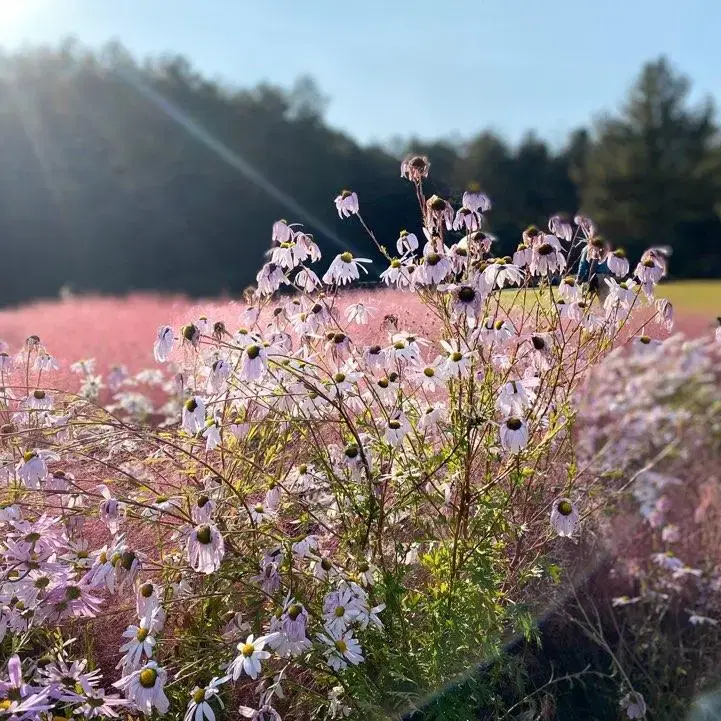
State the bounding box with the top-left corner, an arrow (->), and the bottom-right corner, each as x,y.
0,154 -> 686,720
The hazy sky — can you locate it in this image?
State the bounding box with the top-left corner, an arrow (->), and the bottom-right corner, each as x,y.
2,0 -> 720,147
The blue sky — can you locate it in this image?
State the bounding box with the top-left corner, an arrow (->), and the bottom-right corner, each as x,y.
2,0 -> 720,147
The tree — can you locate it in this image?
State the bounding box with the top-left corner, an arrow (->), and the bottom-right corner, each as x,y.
580,57 -> 721,277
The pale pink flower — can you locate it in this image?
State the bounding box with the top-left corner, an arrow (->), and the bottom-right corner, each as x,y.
334,190 -> 359,218
462,190 -> 491,213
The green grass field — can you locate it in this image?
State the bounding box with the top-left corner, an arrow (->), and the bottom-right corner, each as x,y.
498,280 -> 721,316
657,280 -> 721,314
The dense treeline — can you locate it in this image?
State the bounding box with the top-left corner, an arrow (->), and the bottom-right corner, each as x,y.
0,40 -> 719,307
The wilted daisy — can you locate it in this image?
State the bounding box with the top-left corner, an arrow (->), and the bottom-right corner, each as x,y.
496,380 -> 531,416
256,262 -> 287,296
500,417 -> 528,453
655,298 -> 674,330
113,661 -> 169,716
513,243 -> 530,267
240,343 -> 269,382
182,397 -> 206,434
529,235 -> 566,276
620,691 -> 646,719
417,248 -> 452,286
187,523 -> 225,574
334,189 -> 359,218
203,419 -> 222,451
452,206 -> 482,232
606,248 -> 629,276
295,267 -> 321,292
634,257 -> 663,285
153,325 -> 174,362
322,252 -> 371,285
425,195 -> 453,231
548,213 -> 573,241
228,634 -> 271,680
345,302 -> 375,325
207,358 -> 230,394
239,703 -> 283,721
397,229 -> 419,254
558,276 -> 581,302
550,498 -> 579,537
26,389 -> 53,411
418,402 -> 446,430
400,154 -> 430,182
383,413 -> 411,447
16,449 -> 49,488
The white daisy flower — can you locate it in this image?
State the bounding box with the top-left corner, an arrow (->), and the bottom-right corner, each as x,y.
383,413 -> 411,447
117,616 -> 157,672
153,326 -> 174,363
483,262 -> 523,289
634,258 -> 663,284
183,676 -> 227,721
228,634 -> 272,680
322,252 -> 371,286
496,380 -> 532,416
607,248 -> 630,277
113,661 -> 169,717
187,523 -> 225,574
499,417 -> 529,453
182,397 -> 206,434
240,344 -> 269,382
318,629 -> 364,671
439,340 -> 474,378
548,213 -> 573,241
529,235 -> 566,276
16,449 -> 51,489
202,419 -> 222,451
550,498 -> 579,537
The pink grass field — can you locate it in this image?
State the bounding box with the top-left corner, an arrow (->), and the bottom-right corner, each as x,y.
0,289 -> 713,389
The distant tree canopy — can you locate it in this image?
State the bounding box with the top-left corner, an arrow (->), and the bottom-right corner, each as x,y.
0,42 -> 719,307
